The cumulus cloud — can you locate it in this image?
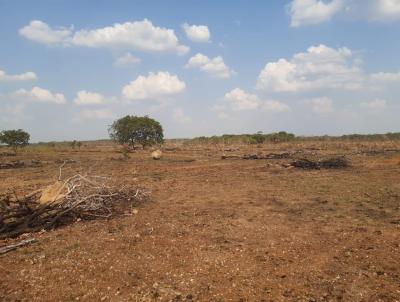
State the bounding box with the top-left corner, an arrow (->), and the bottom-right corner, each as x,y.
0,104 -> 29,124
223,88 -> 260,111
19,20 -> 72,45
361,98 -> 387,109
287,0 -> 400,26
288,0 -> 344,27
185,53 -> 235,79
182,23 -> 210,43
19,19 -> 189,55
76,108 -> 116,120
122,71 -> 185,101
74,90 -> 106,105
219,88 -> 290,113
305,97 -> 334,113
257,44 -> 364,93
173,107 -> 192,123
114,52 -> 141,66
372,0 -> 400,20
370,71 -> 400,82
0,69 -> 37,81
13,86 -> 66,104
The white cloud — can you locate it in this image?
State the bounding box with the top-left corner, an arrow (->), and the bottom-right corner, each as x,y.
72,19 -> 189,55
114,52 -> 141,66
373,0 -> 400,20
19,19 -> 189,55
19,20 -> 72,45
361,98 -> 387,109
74,90 -> 106,105
287,0 -> 400,26
260,100 -> 291,112
182,23 -> 210,43
122,71 -> 185,101
77,108 -> 116,120
224,88 -> 260,111
257,44 -> 363,93
185,53 -> 235,79
14,86 -> 66,104
0,69 -> 37,81
0,103 -> 29,124
370,71 -> 400,82
288,0 -> 344,27
220,88 -> 290,112
305,97 -> 333,113
173,107 -> 192,123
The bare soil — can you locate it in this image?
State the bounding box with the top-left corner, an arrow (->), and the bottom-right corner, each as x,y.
1,141 -> 400,301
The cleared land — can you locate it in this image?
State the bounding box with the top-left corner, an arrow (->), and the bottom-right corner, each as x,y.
1,140 -> 400,301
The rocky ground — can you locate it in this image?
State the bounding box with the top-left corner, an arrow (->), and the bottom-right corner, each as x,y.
1,141 -> 399,301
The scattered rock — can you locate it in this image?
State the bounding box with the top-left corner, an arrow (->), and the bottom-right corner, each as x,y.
151,150 -> 162,160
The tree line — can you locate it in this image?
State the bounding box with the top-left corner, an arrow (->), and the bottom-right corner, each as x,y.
1,115 -> 400,152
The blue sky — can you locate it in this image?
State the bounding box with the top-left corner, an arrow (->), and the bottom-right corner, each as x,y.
0,0 -> 400,141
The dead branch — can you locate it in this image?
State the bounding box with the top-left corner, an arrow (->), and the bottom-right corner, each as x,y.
0,238 -> 37,255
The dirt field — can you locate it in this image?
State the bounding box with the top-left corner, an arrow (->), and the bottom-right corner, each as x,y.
1,140 -> 400,301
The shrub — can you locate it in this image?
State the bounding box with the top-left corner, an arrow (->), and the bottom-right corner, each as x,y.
250,132 -> 266,144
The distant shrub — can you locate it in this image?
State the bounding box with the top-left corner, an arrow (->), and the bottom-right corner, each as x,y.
250,133 -> 266,144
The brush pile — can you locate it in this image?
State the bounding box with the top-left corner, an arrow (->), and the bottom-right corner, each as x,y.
290,157 -> 349,170
0,160 -> 42,169
0,169 -> 148,239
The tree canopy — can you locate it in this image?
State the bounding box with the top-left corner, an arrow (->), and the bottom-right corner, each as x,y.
109,115 -> 163,148
0,129 -> 30,151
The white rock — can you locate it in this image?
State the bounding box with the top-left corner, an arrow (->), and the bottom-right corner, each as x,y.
151,150 -> 162,160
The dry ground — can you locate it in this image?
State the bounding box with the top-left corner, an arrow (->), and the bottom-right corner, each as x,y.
1,140 -> 400,301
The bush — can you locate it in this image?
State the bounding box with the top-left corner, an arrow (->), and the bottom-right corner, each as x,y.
0,129 -> 30,152
109,115 -> 164,149
250,132 -> 266,144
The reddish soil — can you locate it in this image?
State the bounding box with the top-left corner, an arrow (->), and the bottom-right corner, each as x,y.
1,141 -> 400,301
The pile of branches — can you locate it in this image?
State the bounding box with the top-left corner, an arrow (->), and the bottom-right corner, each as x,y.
222,152 -> 295,160
243,152 -> 293,160
0,159 -> 42,169
291,157 -> 349,170
0,169 -> 148,239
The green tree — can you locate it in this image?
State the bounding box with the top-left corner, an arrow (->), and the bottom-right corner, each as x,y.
0,129 -> 30,152
109,115 -> 164,148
